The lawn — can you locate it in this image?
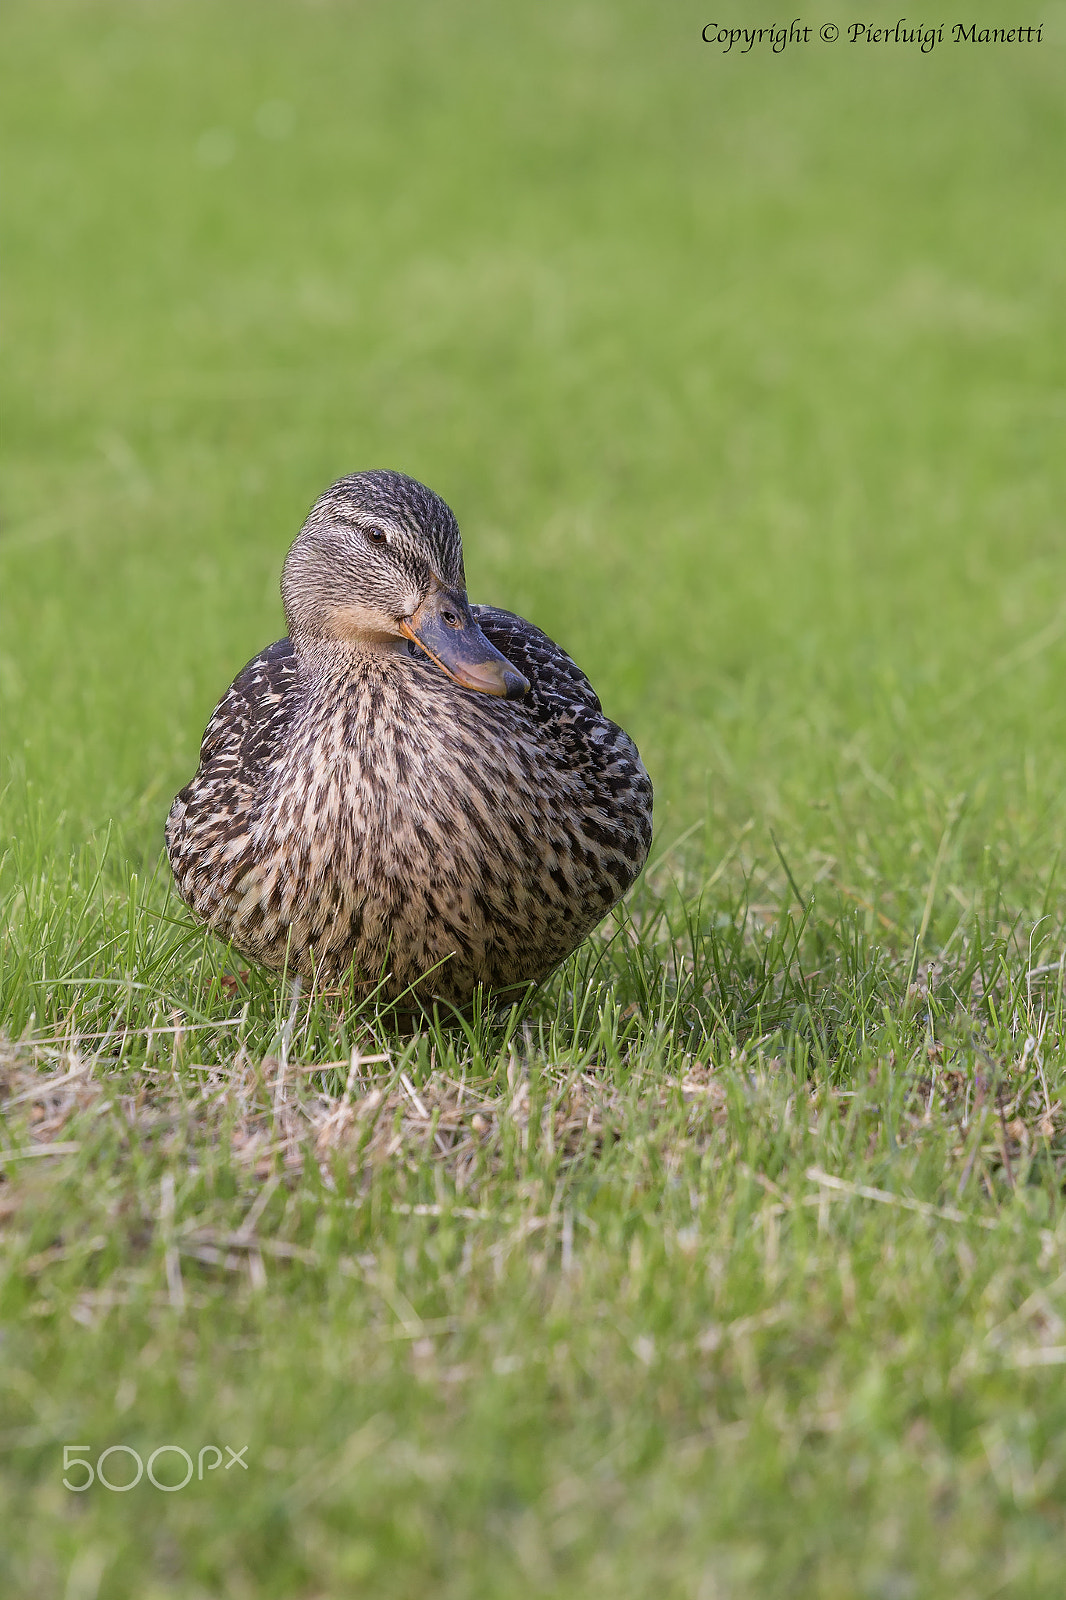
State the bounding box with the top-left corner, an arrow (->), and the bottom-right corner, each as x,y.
3,1 -> 1066,1594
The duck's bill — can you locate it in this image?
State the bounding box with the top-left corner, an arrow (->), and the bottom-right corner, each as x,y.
401,594 -> 530,700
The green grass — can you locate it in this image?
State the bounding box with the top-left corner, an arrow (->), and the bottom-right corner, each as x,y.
3,0 -> 1066,1594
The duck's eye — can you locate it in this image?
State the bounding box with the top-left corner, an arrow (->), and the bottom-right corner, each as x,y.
365,526 -> 387,546
440,608 -> 461,628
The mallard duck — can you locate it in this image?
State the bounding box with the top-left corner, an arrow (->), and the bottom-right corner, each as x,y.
166,471 -> 653,1007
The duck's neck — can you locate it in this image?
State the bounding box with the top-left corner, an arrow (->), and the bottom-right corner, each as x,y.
292,632 -> 408,686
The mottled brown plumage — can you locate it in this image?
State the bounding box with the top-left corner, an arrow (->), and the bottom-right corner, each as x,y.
166,471 -> 652,1007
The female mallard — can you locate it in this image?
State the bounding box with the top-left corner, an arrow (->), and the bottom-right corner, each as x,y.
166,471 -> 653,1007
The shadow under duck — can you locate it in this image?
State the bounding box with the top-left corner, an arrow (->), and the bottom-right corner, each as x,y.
166,471 -> 653,1007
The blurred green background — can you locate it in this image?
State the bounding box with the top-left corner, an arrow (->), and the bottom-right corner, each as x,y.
4,7 -> 1066,1597
4,0 -> 1064,918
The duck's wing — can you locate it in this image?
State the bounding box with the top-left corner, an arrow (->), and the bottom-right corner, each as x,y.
166,637 -> 300,947
473,604 -> 653,888
193,637 -> 299,784
169,637 -> 298,841
471,605 -> 604,717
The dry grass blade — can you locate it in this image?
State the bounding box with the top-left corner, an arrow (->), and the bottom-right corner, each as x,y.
806,1167 -> 999,1231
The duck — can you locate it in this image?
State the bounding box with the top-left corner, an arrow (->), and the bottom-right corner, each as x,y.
165,470 -> 653,1008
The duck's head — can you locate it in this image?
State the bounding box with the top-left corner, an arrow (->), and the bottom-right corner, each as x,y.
282,470 -> 529,700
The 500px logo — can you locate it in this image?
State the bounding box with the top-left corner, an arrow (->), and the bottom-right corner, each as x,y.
62,1443 -> 249,1491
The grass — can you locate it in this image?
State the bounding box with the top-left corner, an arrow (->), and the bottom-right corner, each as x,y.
2,0 -> 1066,1594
